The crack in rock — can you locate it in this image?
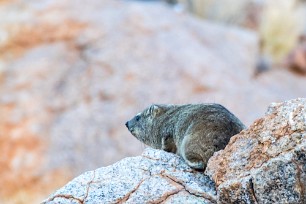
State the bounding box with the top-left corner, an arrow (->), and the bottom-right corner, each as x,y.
44,170 -> 96,204
160,172 -> 217,204
43,194 -> 83,204
292,160 -> 305,203
153,189 -> 183,204
82,170 -> 96,203
116,178 -> 147,203
249,178 -> 259,204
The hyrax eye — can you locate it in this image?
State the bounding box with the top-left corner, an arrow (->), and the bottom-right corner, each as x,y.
135,115 -> 141,121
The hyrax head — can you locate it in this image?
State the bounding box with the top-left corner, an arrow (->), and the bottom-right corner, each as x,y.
125,104 -> 173,148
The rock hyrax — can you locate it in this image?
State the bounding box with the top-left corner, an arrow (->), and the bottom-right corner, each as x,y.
125,103 -> 245,170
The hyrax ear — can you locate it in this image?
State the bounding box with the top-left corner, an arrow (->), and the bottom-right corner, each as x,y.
148,104 -> 161,117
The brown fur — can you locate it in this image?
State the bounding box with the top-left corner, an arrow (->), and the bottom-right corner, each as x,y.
125,103 -> 245,170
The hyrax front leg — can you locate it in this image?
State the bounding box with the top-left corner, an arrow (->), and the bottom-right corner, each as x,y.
161,135 -> 177,153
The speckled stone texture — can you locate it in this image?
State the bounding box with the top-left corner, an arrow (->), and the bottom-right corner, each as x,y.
206,98 -> 306,204
43,148 -> 217,204
43,98 -> 306,204
3,0 -> 306,202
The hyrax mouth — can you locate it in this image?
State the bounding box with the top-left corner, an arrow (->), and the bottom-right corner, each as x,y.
125,121 -> 129,129
131,129 -> 138,136
125,121 -> 136,136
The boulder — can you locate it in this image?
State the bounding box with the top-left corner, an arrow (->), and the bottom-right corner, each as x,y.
1,0 -> 306,202
0,0 -> 259,201
206,98 -> 306,203
43,98 -> 306,203
43,148 -> 217,204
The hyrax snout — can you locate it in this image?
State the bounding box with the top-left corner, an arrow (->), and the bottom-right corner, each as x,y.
125,103 -> 245,170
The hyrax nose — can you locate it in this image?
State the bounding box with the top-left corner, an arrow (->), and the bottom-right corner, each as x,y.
125,121 -> 129,128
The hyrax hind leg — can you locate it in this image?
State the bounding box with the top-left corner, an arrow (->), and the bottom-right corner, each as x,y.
180,134 -> 214,170
180,135 -> 204,170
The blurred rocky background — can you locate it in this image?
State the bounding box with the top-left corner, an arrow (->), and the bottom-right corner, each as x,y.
0,0 -> 305,203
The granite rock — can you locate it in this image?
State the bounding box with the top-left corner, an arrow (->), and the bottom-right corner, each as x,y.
43,148 -> 217,204
0,0 -> 259,201
1,0 -> 306,202
206,98 -> 306,204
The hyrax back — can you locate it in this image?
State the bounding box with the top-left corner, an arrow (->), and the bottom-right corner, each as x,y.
125,103 -> 245,170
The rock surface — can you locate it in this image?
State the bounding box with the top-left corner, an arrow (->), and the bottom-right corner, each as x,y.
1,0 -> 306,202
44,98 -> 306,204
43,148 -> 217,204
0,0 -> 259,202
206,98 -> 306,203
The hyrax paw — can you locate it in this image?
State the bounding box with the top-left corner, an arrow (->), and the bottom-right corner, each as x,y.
184,159 -> 205,170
